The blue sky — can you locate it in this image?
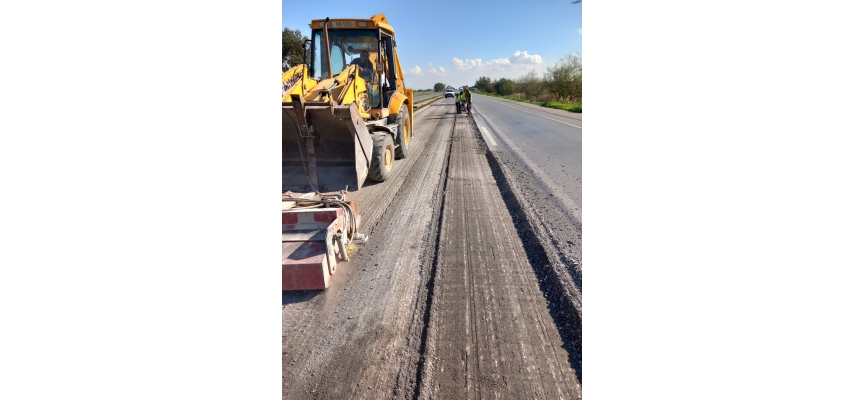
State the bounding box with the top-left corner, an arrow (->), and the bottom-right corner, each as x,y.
283,0 -> 581,90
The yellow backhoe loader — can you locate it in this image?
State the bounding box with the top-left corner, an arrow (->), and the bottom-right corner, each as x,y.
282,14 -> 414,290
282,14 -> 414,192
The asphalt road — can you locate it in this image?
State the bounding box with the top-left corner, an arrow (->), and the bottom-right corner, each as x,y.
471,95 -> 582,221
282,98 -> 582,399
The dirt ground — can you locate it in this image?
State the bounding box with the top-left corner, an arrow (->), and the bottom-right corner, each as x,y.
283,100 -> 582,399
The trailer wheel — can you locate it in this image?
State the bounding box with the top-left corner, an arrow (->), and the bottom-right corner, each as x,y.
368,133 -> 394,182
389,104 -> 411,159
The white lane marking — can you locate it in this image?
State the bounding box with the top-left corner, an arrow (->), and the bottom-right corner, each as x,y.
479,126 -> 497,147
482,96 -> 582,129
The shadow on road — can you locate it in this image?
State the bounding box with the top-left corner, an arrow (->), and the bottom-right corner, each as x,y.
360,178 -> 384,188
282,290 -> 321,305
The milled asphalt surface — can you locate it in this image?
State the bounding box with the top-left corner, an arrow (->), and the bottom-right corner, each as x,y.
283,97 -> 582,399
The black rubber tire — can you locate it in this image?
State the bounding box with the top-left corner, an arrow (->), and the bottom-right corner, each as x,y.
367,133 -> 395,182
388,104 -> 411,159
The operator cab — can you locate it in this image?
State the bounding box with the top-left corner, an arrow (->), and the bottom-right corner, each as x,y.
308,23 -> 400,116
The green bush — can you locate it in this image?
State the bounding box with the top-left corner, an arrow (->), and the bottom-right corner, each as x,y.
541,101 -> 582,113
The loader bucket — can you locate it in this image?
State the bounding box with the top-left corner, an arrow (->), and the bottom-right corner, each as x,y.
282,99 -> 374,192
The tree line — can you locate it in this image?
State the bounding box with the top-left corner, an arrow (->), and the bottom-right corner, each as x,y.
283,28 -> 309,72
474,54 -> 581,103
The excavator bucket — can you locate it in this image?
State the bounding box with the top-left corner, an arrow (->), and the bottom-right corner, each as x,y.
282,97 -> 374,192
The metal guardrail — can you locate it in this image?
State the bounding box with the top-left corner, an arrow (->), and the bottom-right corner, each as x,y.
413,94 -> 443,109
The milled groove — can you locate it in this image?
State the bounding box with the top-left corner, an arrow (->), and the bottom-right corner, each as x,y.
372,104 -> 454,399
370,104 -> 453,399
480,130 -> 583,382
411,112 -> 457,400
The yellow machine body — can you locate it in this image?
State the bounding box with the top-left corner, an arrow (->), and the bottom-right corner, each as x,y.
282,14 -> 415,192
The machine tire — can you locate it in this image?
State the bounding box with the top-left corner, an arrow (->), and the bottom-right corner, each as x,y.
368,133 -> 395,182
389,104 -> 411,159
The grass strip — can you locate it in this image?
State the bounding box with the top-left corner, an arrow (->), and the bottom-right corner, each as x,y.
477,92 -> 581,113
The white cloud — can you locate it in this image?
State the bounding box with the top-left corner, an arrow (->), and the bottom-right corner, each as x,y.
452,58 -> 483,71
487,58 -> 511,67
406,51 -> 546,90
450,50 -> 542,72
509,51 -> 542,64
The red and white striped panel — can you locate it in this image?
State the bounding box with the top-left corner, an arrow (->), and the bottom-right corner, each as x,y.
282,208 -> 342,291
282,208 -> 342,232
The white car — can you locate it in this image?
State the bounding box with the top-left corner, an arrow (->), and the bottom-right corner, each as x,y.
444,89 -> 455,98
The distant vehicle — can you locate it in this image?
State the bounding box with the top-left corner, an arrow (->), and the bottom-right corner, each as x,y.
444,88 -> 455,98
